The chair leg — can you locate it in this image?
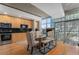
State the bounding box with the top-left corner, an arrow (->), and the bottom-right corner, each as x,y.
47,42 -> 51,49
44,44 -> 46,53
38,44 -> 46,54
27,45 -> 29,51
31,47 -> 33,54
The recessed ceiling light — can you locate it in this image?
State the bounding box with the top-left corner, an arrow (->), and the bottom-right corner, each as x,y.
19,16 -> 21,17
4,12 -> 8,14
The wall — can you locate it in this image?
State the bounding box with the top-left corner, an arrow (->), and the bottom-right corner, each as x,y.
34,21 -> 39,29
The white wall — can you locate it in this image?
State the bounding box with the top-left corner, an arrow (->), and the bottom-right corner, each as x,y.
32,3 -> 65,19
0,4 -> 41,21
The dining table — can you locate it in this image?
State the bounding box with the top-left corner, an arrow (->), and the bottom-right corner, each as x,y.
35,35 -> 46,53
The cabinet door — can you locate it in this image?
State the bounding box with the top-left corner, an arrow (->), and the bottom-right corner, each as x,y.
12,33 -> 27,43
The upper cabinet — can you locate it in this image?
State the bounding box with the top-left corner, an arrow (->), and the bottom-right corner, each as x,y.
0,14 -> 33,28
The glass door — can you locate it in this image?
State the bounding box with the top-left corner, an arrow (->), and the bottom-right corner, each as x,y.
65,20 -> 79,46
55,22 -> 65,41
55,20 -> 79,46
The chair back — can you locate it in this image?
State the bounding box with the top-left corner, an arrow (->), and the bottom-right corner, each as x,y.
27,32 -> 32,47
48,31 -> 54,38
30,31 -> 36,41
35,31 -> 41,38
27,31 -> 36,47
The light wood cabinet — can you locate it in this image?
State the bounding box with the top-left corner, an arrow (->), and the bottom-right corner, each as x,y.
12,33 -> 27,43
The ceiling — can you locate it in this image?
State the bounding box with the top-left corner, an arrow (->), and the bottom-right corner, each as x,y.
62,3 -> 79,12
2,3 -> 49,17
32,3 -> 65,19
2,3 -> 79,18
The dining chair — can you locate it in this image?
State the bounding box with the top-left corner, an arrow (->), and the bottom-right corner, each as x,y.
40,31 -> 55,54
35,31 -> 42,38
47,31 -> 55,43
27,31 -> 39,54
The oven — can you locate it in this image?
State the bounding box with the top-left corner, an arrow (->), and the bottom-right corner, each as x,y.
0,23 -> 12,45
0,33 -> 11,45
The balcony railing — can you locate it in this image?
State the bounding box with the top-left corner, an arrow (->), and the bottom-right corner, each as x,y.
54,13 -> 79,22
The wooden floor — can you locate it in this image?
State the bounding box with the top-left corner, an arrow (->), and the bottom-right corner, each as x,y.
47,41 -> 64,55
1,40 -> 79,55
47,41 -> 79,55
0,40 -> 28,55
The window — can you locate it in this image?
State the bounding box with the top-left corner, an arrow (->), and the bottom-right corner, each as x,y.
41,19 -> 46,29
47,23 -> 51,28
41,19 -> 46,24
47,18 -> 52,28
42,24 -> 46,29
41,17 -> 54,29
